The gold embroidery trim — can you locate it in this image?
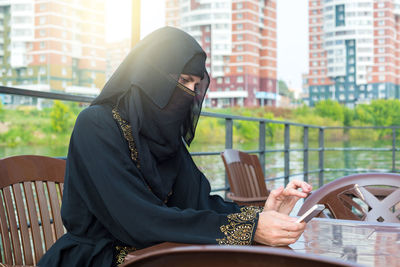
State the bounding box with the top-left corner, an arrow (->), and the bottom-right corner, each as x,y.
112,107 -> 140,169
216,206 -> 262,245
115,245 -> 136,265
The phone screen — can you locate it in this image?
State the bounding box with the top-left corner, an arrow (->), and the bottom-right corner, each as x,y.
296,204 -> 325,223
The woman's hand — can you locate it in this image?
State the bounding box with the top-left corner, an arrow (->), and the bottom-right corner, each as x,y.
253,180 -> 312,246
264,180 -> 312,215
254,210 -> 306,246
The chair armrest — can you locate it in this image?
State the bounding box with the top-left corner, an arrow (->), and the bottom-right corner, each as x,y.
227,192 -> 268,204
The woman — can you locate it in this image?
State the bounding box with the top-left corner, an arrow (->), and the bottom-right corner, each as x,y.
38,27 -> 312,267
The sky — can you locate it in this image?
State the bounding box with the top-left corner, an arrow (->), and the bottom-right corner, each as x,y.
105,0 -> 308,89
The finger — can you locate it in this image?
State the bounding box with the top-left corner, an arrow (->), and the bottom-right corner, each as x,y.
286,180 -> 313,193
264,186 -> 284,210
283,188 -> 308,198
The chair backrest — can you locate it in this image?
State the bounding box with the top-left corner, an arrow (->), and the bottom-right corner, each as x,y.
298,173 -> 400,223
221,149 -> 268,199
121,245 -> 360,267
0,155 -> 66,266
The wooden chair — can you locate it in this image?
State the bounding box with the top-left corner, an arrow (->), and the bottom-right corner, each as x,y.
298,173 -> 400,223
120,245 -> 360,267
0,155 -> 66,266
221,149 -> 269,206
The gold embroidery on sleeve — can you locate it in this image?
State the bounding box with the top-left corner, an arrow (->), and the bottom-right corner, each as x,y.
112,107 -> 140,169
216,206 -> 262,245
115,245 -> 136,265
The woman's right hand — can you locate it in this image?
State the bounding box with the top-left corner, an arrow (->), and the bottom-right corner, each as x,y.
253,210 -> 305,246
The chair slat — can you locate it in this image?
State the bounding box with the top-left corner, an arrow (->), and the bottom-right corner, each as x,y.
47,182 -> 64,239
0,155 -> 66,265
24,181 -> 44,263
35,181 -> 54,250
59,183 -> 64,198
3,186 -> 23,265
12,183 -> 34,265
0,189 -> 13,263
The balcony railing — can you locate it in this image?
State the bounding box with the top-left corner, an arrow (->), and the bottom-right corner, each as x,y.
1,85 -> 399,194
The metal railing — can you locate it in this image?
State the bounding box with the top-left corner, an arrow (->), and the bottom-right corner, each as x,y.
1,86 -> 399,193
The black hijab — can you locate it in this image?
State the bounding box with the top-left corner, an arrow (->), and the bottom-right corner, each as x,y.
91,27 -> 210,201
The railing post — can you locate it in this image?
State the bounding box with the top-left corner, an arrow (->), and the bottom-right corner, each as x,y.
303,126 -> 309,183
284,124 -> 290,186
259,121 -> 266,176
318,128 -> 324,187
392,128 -> 396,172
225,118 -> 233,198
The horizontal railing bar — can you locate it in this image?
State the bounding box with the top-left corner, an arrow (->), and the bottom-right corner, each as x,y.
201,111 -> 323,128
211,186 -> 229,192
191,147 -> 397,157
324,168 -> 396,172
0,86 -> 95,102
264,169 -> 321,181
325,126 -> 400,130
324,148 -> 395,152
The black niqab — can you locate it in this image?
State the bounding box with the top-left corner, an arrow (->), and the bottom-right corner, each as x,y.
91,27 -> 210,201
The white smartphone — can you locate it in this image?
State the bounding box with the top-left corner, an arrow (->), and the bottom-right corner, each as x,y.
296,204 -> 325,223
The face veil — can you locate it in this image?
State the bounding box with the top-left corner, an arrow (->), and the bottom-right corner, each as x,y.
91,27 -> 210,201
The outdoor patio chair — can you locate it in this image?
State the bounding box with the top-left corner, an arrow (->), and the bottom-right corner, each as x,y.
0,155 -> 66,266
120,244 -> 359,267
221,149 -> 269,206
297,173 -> 400,223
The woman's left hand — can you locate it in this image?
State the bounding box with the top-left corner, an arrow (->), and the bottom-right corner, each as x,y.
263,180 -> 312,215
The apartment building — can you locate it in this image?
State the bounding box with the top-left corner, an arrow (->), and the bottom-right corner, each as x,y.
0,0 -> 106,105
308,0 -> 400,106
165,0 -> 277,107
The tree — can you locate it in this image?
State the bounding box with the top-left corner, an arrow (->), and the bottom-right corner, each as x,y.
50,101 -> 73,133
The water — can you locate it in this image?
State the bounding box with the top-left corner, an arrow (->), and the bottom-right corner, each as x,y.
2,139 -> 396,196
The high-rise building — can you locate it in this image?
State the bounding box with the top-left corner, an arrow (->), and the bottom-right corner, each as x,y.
308,0 -> 400,106
0,0 -> 106,104
106,38 -> 130,80
165,0 -> 277,107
